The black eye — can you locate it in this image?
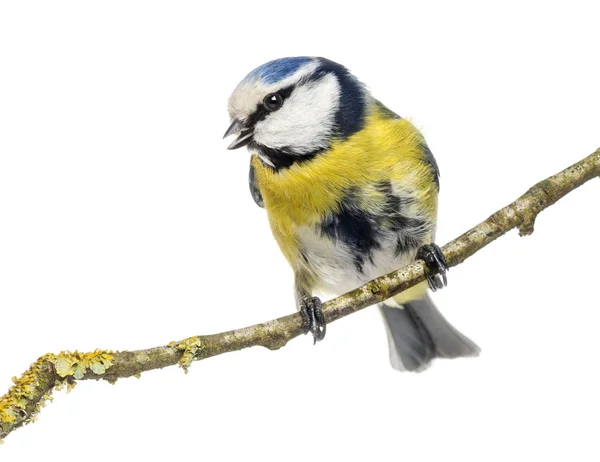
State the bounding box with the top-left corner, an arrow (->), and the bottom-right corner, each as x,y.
263,93 -> 284,111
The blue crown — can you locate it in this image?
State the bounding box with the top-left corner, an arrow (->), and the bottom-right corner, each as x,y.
243,57 -> 314,84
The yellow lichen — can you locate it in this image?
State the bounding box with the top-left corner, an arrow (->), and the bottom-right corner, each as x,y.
50,350 -> 115,379
173,337 -> 205,373
0,355 -> 55,439
0,350 -> 115,441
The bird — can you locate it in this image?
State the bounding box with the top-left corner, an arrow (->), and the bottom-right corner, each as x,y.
224,57 -> 479,371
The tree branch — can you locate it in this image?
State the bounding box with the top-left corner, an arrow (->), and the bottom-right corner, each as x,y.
1,148 -> 599,442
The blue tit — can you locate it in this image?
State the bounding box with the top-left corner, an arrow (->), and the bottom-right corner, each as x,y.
224,57 -> 479,371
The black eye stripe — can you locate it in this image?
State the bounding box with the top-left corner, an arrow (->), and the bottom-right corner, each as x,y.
245,105 -> 269,128
245,85 -> 295,128
274,85 -> 295,100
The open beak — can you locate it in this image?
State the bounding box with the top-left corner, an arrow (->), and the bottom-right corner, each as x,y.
223,119 -> 254,150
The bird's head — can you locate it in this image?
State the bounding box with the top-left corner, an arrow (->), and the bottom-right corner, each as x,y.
224,57 -> 369,169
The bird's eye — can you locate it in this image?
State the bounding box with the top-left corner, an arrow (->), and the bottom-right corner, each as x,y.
263,93 -> 284,111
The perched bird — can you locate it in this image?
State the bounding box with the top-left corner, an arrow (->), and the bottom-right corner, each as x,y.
224,57 -> 479,371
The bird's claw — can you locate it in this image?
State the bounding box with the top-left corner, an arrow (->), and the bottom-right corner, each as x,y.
300,296 -> 326,344
417,243 -> 449,292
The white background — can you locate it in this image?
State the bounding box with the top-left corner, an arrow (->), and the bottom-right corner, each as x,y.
1,1 -> 599,460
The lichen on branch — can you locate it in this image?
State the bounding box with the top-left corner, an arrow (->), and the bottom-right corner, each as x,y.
0,350 -> 115,439
1,148 -> 599,443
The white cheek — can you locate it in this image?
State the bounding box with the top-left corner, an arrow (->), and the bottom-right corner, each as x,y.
253,74 -> 341,155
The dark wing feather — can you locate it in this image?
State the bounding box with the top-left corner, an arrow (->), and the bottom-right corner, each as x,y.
249,160 -> 264,208
420,142 -> 440,191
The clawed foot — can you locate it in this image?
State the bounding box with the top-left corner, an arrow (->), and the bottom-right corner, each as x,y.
417,243 -> 449,292
300,296 -> 326,344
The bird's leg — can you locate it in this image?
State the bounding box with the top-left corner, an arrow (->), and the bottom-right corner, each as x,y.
295,277 -> 326,344
299,295 -> 326,344
417,243 -> 449,292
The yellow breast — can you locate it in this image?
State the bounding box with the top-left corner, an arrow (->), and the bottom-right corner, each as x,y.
251,105 -> 438,268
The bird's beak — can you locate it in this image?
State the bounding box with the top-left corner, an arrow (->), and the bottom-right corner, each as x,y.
223,119 -> 254,150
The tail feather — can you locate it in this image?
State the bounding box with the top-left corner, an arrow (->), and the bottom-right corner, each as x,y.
380,294 -> 479,372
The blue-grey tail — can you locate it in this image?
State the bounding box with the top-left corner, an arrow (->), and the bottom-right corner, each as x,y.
380,295 -> 479,372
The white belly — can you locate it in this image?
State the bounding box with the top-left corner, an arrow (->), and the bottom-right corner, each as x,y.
296,225 -> 416,297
